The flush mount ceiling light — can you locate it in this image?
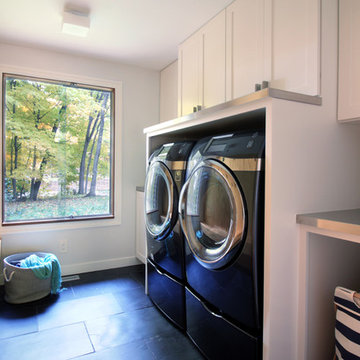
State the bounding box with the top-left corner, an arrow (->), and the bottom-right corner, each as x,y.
62,8 -> 90,37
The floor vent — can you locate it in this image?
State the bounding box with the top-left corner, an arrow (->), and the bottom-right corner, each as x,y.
61,275 -> 80,282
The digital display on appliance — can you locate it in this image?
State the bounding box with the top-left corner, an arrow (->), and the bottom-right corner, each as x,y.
208,143 -> 227,152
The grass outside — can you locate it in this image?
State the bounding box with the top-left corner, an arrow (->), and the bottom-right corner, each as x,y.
4,195 -> 110,222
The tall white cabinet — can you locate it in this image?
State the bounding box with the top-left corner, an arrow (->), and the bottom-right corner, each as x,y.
135,189 -> 146,264
178,10 -> 226,117
338,0 -> 360,122
160,61 -> 178,123
271,0 -> 320,95
226,0 -> 267,101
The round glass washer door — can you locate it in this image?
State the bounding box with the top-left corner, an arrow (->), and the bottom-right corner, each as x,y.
179,159 -> 246,269
145,161 -> 177,240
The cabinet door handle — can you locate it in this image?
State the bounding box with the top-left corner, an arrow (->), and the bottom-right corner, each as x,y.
261,81 -> 269,89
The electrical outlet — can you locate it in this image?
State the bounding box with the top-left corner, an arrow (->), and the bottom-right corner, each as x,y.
60,239 -> 68,253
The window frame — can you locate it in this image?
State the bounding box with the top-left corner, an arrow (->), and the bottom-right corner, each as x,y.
0,65 -> 122,234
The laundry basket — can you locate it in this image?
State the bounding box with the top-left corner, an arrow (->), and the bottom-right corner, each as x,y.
334,286 -> 360,359
3,252 -> 52,304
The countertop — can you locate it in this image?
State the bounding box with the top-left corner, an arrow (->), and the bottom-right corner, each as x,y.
296,208 -> 360,236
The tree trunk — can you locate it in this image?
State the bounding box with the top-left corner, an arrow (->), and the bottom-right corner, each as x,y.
78,94 -> 103,194
29,146 -> 37,200
30,154 -> 48,201
85,124 -> 100,193
10,136 -> 16,199
88,93 -> 109,197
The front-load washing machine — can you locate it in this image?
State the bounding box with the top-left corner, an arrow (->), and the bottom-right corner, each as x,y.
179,131 -> 265,359
144,141 -> 193,330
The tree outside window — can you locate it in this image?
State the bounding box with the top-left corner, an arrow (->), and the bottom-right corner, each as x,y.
2,74 -> 114,224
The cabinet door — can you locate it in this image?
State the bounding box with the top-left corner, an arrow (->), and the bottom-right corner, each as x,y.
271,0 -> 320,95
201,10 -> 226,109
178,32 -> 201,117
160,61 -> 178,123
226,0 -> 267,101
136,191 -> 146,264
338,0 -> 360,122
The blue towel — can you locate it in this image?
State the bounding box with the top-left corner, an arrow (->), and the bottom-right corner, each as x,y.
20,254 -> 62,294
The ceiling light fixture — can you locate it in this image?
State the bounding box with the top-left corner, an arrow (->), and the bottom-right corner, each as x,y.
62,8 -> 90,37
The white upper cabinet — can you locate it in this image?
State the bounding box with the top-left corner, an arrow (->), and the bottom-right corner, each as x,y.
177,0 -> 321,116
338,0 -> 360,122
202,11 -> 226,109
226,0 -> 267,101
270,0 -> 320,96
178,31 -> 202,117
160,61 -> 178,123
178,10 -> 226,117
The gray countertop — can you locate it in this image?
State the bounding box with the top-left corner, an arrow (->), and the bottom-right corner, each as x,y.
296,208 -> 360,236
136,186 -> 144,192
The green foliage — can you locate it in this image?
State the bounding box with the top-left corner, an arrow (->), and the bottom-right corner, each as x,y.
4,196 -> 110,221
3,76 -> 113,221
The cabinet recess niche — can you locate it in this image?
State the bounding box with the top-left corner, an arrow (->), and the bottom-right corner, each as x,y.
338,0 -> 360,122
178,10 -> 226,117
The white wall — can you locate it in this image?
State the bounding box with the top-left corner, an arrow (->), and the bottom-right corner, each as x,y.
0,43 -> 159,275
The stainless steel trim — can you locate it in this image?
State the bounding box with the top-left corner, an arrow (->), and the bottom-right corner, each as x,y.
296,209 -> 360,236
162,160 -> 186,171
147,259 -> 182,285
185,286 -> 258,339
144,161 -> 174,237
144,87 -> 322,135
213,157 -> 263,172
179,159 -> 246,265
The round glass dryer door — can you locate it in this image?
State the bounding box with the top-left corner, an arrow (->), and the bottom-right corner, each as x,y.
145,161 -> 177,240
179,159 -> 246,269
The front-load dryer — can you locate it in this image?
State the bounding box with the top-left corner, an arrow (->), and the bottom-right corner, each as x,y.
179,131 -> 265,359
144,141 -> 193,330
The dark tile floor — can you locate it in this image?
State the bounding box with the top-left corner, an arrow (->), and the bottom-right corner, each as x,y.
0,265 -> 203,360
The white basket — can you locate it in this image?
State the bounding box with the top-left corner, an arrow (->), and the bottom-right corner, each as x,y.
3,252 -> 52,304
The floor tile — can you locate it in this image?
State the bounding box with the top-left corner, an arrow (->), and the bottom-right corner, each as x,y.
0,322 -> 93,360
129,270 -> 146,286
37,293 -> 123,331
0,265 -> 202,360
74,338 -> 156,360
146,332 -> 204,360
71,274 -> 142,298
0,302 -> 38,340
114,286 -> 152,312
86,306 -> 175,351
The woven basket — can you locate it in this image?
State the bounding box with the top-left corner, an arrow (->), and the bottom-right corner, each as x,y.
3,252 -> 52,304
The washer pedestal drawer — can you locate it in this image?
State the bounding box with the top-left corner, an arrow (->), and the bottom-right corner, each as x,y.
186,287 -> 260,360
147,260 -> 185,330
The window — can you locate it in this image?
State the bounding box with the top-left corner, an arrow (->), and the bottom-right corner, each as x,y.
2,73 -> 114,225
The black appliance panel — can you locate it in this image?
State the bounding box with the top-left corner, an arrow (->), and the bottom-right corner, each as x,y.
186,287 -> 259,360
147,260 -> 185,329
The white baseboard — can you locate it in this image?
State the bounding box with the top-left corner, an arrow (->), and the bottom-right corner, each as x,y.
136,253 -> 146,265
0,256 -> 141,286
60,256 -> 142,276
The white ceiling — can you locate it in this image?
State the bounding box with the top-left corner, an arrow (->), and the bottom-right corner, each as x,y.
0,0 -> 233,70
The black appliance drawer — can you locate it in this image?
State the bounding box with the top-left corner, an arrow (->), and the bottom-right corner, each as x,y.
147,260 -> 185,330
186,287 -> 260,360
